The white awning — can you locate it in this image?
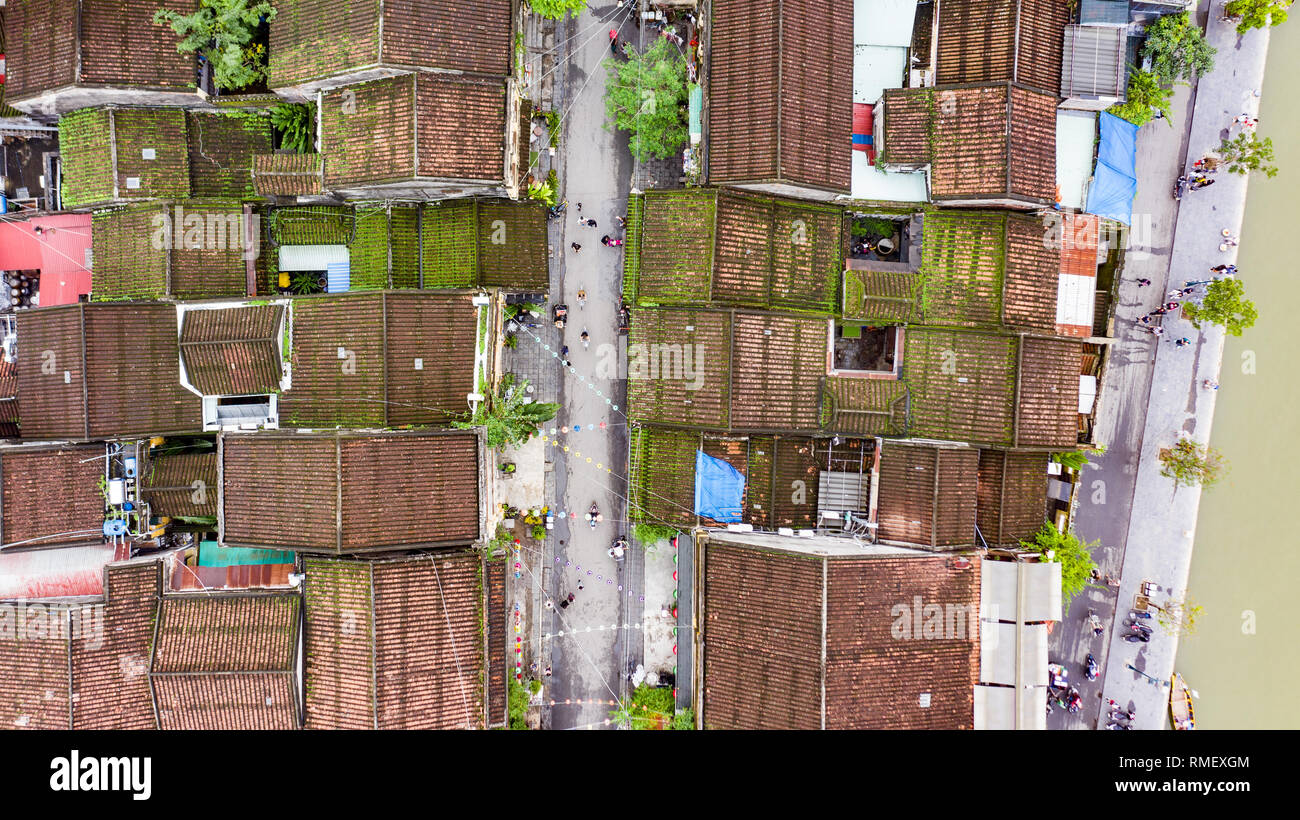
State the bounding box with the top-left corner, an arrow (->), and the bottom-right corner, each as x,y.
1079,375 -> 1098,414
854,44 -> 908,104
980,559 -> 1063,623
974,684 -> 1048,730
1057,110 -> 1098,209
979,621 -> 1050,686
1057,272 -> 1096,329
852,152 -> 929,201
855,0 -> 917,47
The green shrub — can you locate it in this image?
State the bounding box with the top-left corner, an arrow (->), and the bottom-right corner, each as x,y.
1019,523 -> 1099,613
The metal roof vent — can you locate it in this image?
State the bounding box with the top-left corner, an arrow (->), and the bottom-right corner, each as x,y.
125,177 -> 141,189
919,693 -> 931,708
141,148 -> 156,160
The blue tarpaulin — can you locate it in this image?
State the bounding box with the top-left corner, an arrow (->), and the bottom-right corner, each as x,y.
1085,112 -> 1138,225
694,450 -> 745,523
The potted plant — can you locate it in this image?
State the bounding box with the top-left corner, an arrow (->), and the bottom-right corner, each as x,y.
499,462 -> 517,479
530,524 -> 547,540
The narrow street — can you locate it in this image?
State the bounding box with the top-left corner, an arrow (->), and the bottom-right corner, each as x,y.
1051,0 -> 1271,729
542,2 -> 639,731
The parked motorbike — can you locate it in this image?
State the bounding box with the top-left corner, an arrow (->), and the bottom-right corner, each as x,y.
1085,654 -> 1099,682
1105,721 -> 1132,730
617,302 -> 631,336
1124,632 -> 1151,643
580,329 -> 590,350
1128,609 -> 1153,620
1125,621 -> 1154,635
608,536 -> 628,561
548,200 -> 567,220
1067,689 -> 1082,714
1173,175 -> 1188,200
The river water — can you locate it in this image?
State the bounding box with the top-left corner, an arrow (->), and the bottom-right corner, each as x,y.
1178,21 -> 1300,730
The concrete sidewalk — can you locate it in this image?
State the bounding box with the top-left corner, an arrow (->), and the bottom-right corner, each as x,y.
1095,12 -> 1271,730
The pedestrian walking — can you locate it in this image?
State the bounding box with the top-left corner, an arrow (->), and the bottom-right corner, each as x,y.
571,242 -> 581,252
1167,290 -> 1183,300
1165,301 -> 1181,311
545,600 -> 554,610
609,29 -> 619,53
1149,326 -> 1165,337
601,235 -> 611,246
1136,277 -> 1152,287
615,215 -> 627,229
1175,337 -> 1191,347
583,218 -> 597,227
576,202 -> 582,214
559,594 -> 571,610
544,665 -> 552,677
577,579 -> 585,591
1203,379 -> 1220,390
1138,314 -> 1153,325
1180,287 -> 1197,296
1150,307 -> 1168,317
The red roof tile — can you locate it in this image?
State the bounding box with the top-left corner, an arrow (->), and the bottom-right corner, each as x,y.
1,445 -> 105,548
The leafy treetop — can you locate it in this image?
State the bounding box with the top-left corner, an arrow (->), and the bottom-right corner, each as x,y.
154,0 -> 276,91
604,38 -> 690,162
1182,276 -> 1257,336
1142,11 -> 1216,85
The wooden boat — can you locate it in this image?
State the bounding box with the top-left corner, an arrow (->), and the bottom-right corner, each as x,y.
1170,673 -> 1196,730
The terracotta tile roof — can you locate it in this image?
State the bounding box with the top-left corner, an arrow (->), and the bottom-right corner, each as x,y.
486,558 -> 508,726
629,426 -> 700,527
279,291 -> 477,427
150,592 -> 299,730
630,188 -> 845,314
252,153 -> 324,196
1059,213 -> 1100,277
875,442 -> 979,548
884,84 -> 1057,205
919,210 -> 1058,331
842,267 -> 922,324
304,553 -> 490,729
142,451 -> 218,519
186,112 -> 273,199
179,304 -> 285,396
627,307 -> 826,432
1016,337 -> 1081,448
60,107 -> 192,209
627,308 -> 731,429
2,0 -> 193,105
699,543 -> 824,729
220,432 -> 481,554
824,554 -> 980,729
0,362 -> 19,437
269,0 -> 511,88
976,450 -> 1049,546
152,674 -> 298,730
707,0 -> 852,193
824,377 -> 910,436
935,0 -> 1069,94
901,327 -> 1016,444
698,538 -> 981,729
321,73 -> 506,189
415,74 -> 507,182
1,445 -> 105,548
91,202 -> 250,300
729,312 -> 826,429
68,562 -> 158,730
16,304 -> 201,440
0,615 -> 70,729
879,88 -> 934,165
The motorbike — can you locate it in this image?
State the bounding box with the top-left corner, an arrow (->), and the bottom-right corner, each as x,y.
1085,654 -> 1099,682
1105,721 -> 1132,730
1129,609 -> 1153,620
581,329 -> 590,350
553,303 -> 568,329
618,301 -> 631,336
548,200 -> 568,220
1067,689 -> 1082,714
1125,621 -> 1154,635
1173,175 -> 1187,200
577,289 -> 587,309
1087,609 -> 1104,638
1123,632 -> 1151,643
601,235 -> 625,247
584,502 -> 603,530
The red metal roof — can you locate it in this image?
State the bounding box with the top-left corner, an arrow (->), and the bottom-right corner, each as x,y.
0,214 -> 92,306
0,544 -> 116,598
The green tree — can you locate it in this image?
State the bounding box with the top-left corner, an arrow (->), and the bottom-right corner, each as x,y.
633,522 -> 679,544
1019,523 -> 1100,613
1223,0 -> 1292,34
1182,277 -> 1258,335
1154,594 -> 1204,637
1158,439 -> 1228,489
153,0 -> 276,91
270,102 -> 315,153
528,0 -> 587,19
604,38 -> 690,162
1217,131 -> 1279,178
454,375 -> 559,449
1108,69 -> 1174,127
1142,12 -> 1216,84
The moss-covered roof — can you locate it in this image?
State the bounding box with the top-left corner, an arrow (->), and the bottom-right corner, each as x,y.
627,188 -> 844,315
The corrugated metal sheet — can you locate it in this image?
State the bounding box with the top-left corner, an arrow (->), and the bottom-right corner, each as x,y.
278,244 -> 349,271
817,470 -> 868,511
1079,0 -> 1131,26
1062,25 -> 1127,99
0,544 -> 116,598
980,559 -> 1063,624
